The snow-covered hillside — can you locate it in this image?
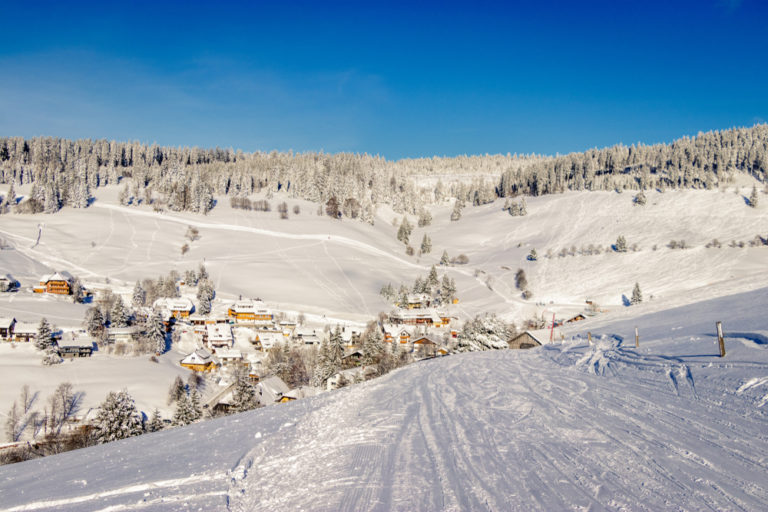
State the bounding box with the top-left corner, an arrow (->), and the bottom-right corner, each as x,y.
1,287 -> 767,511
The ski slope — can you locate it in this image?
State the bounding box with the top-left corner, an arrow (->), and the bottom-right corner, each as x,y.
2,287 -> 767,511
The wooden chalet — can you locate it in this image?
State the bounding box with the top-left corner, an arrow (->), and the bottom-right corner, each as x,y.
565,313 -> 588,324
508,331 -> 546,350
412,335 -> 440,358
107,325 -> 141,344
205,324 -> 233,349
12,322 -> 38,343
257,376 -> 290,406
34,272 -> 72,295
382,324 -> 412,344
389,308 -> 451,327
189,314 -> 229,326
57,332 -> 94,357
228,299 -> 273,323
180,348 -> 219,372
403,293 -> 431,309
0,317 -> 16,340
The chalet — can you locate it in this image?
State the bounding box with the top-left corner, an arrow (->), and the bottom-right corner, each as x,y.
340,326 -> 362,348
291,327 -> 322,345
278,386 -> 319,403
565,313 -> 587,324
107,325 -> 141,344
228,299 -> 273,324
403,293 -> 431,309
57,332 -> 94,357
33,272 -> 72,295
0,317 -> 16,340
0,274 -> 17,292
389,308 -> 451,327
214,348 -> 246,370
201,381 -> 237,415
382,324 -> 412,344
342,349 -> 364,366
327,368 -> 363,390
255,331 -> 283,351
189,313 -> 229,326
12,323 -> 38,343
205,324 -> 233,349
508,330 -> 546,350
257,375 -> 290,406
180,348 -> 219,372
412,335 -> 440,358
153,297 -> 194,319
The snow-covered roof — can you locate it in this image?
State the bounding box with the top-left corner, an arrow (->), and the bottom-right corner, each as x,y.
258,376 -> 290,404
153,297 -> 194,312
107,326 -> 141,336
412,335 -> 440,345
214,348 -> 243,360
58,332 -> 95,349
230,299 -> 271,314
40,271 -> 73,283
258,332 -> 283,349
206,324 -> 233,342
282,386 -> 321,400
406,293 -> 430,303
181,348 -> 218,366
13,323 -> 38,335
0,317 -> 16,329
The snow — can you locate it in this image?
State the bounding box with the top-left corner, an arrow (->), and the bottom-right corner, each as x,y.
2,286 -> 768,510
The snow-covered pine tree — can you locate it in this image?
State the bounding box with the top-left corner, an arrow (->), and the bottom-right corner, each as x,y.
84,307 -> 104,337
70,278 -> 84,303
7,182 -> 15,206
172,393 -> 196,426
312,326 -> 344,386
35,318 -> 52,351
631,282 -> 643,305
396,216 -> 412,245
167,376 -> 186,405
420,234 -> 432,254
519,197 -> 528,215
110,296 -> 128,328
450,199 -> 464,221
118,184 -> 131,206
417,208 -> 432,227
361,328 -> 384,367
146,311 -> 167,354
634,190 -> 647,206
132,281 -> 146,307
749,185 -> 758,208
440,275 -> 457,302
146,409 -> 164,432
527,248 -> 538,261
198,262 -> 209,281
508,202 -> 520,216
230,368 -> 259,413
92,390 -> 144,443
456,314 -> 513,352
615,235 -> 628,253
440,250 -> 450,265
427,265 -> 439,290
412,277 -> 424,294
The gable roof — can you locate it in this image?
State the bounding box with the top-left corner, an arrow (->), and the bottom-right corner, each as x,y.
0,317 -> 16,329
181,348 -> 218,366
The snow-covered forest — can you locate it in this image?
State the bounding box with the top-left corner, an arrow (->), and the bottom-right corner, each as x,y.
0,124 -> 766,216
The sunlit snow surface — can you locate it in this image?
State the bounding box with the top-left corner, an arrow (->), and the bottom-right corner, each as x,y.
1,287 -> 767,511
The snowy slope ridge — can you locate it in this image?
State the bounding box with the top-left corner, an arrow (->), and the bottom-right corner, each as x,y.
2,287 -> 767,511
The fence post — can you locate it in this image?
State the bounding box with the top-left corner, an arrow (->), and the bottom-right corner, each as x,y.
716,321 -> 725,357
635,326 -> 639,348
587,332 -> 592,343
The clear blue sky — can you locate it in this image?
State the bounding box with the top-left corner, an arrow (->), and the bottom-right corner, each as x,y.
1,0 -> 766,160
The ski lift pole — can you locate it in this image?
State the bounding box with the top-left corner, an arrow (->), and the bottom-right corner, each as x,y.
549,313 -> 555,343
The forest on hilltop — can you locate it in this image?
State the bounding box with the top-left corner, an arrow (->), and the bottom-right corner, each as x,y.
0,124 -> 765,218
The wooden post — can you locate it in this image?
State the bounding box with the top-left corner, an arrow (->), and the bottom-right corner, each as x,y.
587,332 -> 592,343
716,321 -> 725,357
635,326 -> 639,348
550,313 -> 555,343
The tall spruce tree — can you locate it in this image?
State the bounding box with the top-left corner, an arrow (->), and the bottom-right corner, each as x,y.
92,390 -> 143,443
35,318 -> 52,351
631,282 -> 643,305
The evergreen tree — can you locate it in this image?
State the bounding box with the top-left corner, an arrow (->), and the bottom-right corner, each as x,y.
509,202 -> 520,216
146,408 -> 164,433
7,182 -> 15,206
118,184 -> 130,206
146,311 -> 167,354
230,368 -> 259,413
749,185 -> 758,208
631,282 -> 643,305
167,375 -> 186,405
615,235 -> 628,253
198,263 -> 209,281
440,275 -> 457,302
196,279 -> 214,315
417,208 -> 432,227
527,249 -> 538,261
427,265 -> 439,290
35,318 -> 52,351
110,296 -> 128,328
634,190 -> 647,206
172,391 -> 202,426
312,326 -> 344,386
450,199 -> 464,221
440,250 -> 450,265
519,198 -> 528,216
412,277 -> 424,294
92,390 -> 144,443
396,216 -> 412,244
70,278 -> 84,303
420,234 -> 432,254
84,307 -> 104,337
132,281 -> 146,307
361,328 -> 385,366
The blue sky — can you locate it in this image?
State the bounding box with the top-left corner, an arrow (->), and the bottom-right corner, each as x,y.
1,0 -> 766,159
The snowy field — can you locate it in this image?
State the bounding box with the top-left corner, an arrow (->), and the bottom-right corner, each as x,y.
1,286 -> 766,511
0,184 -> 766,426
